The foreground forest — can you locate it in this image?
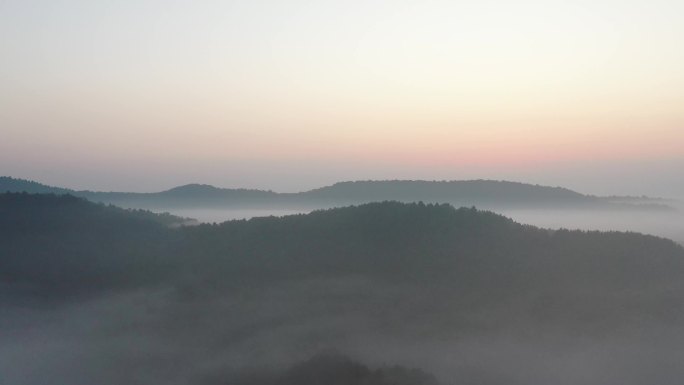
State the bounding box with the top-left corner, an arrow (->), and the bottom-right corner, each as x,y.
2,193 -> 684,385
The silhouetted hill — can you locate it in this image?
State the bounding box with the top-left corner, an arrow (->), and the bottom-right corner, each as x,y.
0,193 -> 184,300
301,180 -> 673,210
156,184 -> 279,204
0,176 -> 671,211
303,180 -> 587,205
3,194 -> 683,315
0,177 -> 282,208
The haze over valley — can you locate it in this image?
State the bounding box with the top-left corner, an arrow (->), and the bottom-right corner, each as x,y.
2,0 -> 684,384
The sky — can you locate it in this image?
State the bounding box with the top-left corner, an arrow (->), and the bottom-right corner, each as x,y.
1,0 -> 683,196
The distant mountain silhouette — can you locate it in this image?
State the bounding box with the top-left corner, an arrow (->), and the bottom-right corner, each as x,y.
157,183 -> 279,203
0,176 -> 671,211
302,180 -> 591,207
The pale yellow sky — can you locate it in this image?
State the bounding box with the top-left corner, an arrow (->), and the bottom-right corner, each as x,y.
1,0 -> 682,195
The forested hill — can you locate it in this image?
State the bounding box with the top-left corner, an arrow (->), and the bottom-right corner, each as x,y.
302,179 -> 587,204
0,176 -> 670,210
3,193 -> 684,384
2,193 -> 683,308
0,193 -> 184,300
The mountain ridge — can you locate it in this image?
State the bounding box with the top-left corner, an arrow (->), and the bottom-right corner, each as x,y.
0,176 -> 671,211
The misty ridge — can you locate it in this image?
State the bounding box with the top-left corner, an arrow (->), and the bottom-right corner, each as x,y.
5,175 -> 683,246
3,192 -> 684,384
0,176 -> 674,211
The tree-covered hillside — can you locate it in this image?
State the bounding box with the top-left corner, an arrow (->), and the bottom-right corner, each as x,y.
0,193 -> 183,300
2,193 -> 682,323
2,193 -> 684,384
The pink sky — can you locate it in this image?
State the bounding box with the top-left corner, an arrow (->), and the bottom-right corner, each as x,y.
1,1 -> 682,196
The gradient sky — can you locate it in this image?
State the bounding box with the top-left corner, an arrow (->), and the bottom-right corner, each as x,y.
1,0 -> 683,196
